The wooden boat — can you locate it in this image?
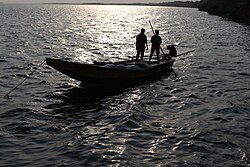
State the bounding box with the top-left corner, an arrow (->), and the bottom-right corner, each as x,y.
46,58 -> 175,86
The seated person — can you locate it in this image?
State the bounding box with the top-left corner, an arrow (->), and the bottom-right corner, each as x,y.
167,45 -> 177,57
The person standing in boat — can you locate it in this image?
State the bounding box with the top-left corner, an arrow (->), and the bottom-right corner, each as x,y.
135,28 -> 148,61
149,30 -> 162,63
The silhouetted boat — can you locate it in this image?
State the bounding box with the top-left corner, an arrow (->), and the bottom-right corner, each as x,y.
46,58 -> 175,86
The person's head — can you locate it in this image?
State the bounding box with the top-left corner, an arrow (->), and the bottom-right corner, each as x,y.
155,30 -> 159,35
167,45 -> 176,50
141,28 -> 145,34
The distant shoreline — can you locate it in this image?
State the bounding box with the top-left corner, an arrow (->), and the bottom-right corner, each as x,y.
42,2 -> 200,8
0,1 -> 200,8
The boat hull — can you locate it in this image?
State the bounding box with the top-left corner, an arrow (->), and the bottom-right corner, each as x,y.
46,58 -> 174,85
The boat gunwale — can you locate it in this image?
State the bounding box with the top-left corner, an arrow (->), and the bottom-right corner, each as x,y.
46,58 -> 175,84
46,58 -> 174,73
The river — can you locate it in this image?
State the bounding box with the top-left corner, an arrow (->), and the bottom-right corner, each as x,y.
0,4 -> 249,167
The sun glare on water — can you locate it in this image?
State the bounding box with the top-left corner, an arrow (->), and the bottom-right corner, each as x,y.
74,5 -> 152,62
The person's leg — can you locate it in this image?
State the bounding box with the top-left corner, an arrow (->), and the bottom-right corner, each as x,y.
149,48 -> 155,62
156,48 -> 160,63
140,48 -> 145,60
136,50 -> 140,61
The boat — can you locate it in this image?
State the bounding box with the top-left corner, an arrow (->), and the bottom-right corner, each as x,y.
46,58 -> 175,86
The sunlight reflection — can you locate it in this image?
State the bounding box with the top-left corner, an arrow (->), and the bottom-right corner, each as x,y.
102,145 -> 126,165
148,138 -> 161,155
108,88 -> 143,116
72,5 -> 154,62
121,89 -> 143,109
109,145 -> 126,155
74,48 -> 98,63
172,140 -> 183,151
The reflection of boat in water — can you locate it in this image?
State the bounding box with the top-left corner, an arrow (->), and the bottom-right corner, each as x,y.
57,86 -> 126,105
46,58 -> 175,86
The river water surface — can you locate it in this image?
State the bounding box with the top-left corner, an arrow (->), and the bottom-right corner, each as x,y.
0,4 -> 249,167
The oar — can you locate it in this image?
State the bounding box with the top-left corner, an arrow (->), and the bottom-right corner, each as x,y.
4,59 -> 46,98
174,49 -> 195,57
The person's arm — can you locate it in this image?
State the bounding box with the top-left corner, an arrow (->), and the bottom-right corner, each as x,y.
136,35 -> 139,49
150,36 -> 153,43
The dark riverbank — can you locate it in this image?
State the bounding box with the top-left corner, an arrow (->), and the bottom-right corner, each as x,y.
199,0 -> 250,24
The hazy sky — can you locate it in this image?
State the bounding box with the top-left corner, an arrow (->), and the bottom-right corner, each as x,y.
1,0 -> 196,4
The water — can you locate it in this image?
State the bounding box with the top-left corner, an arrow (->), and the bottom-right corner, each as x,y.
0,4 -> 250,167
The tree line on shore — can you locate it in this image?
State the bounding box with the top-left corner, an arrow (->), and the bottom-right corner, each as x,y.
199,0 -> 250,24
159,1 -> 200,8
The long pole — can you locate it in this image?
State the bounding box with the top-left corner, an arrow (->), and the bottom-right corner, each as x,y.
4,59 -> 46,98
175,49 -> 195,57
